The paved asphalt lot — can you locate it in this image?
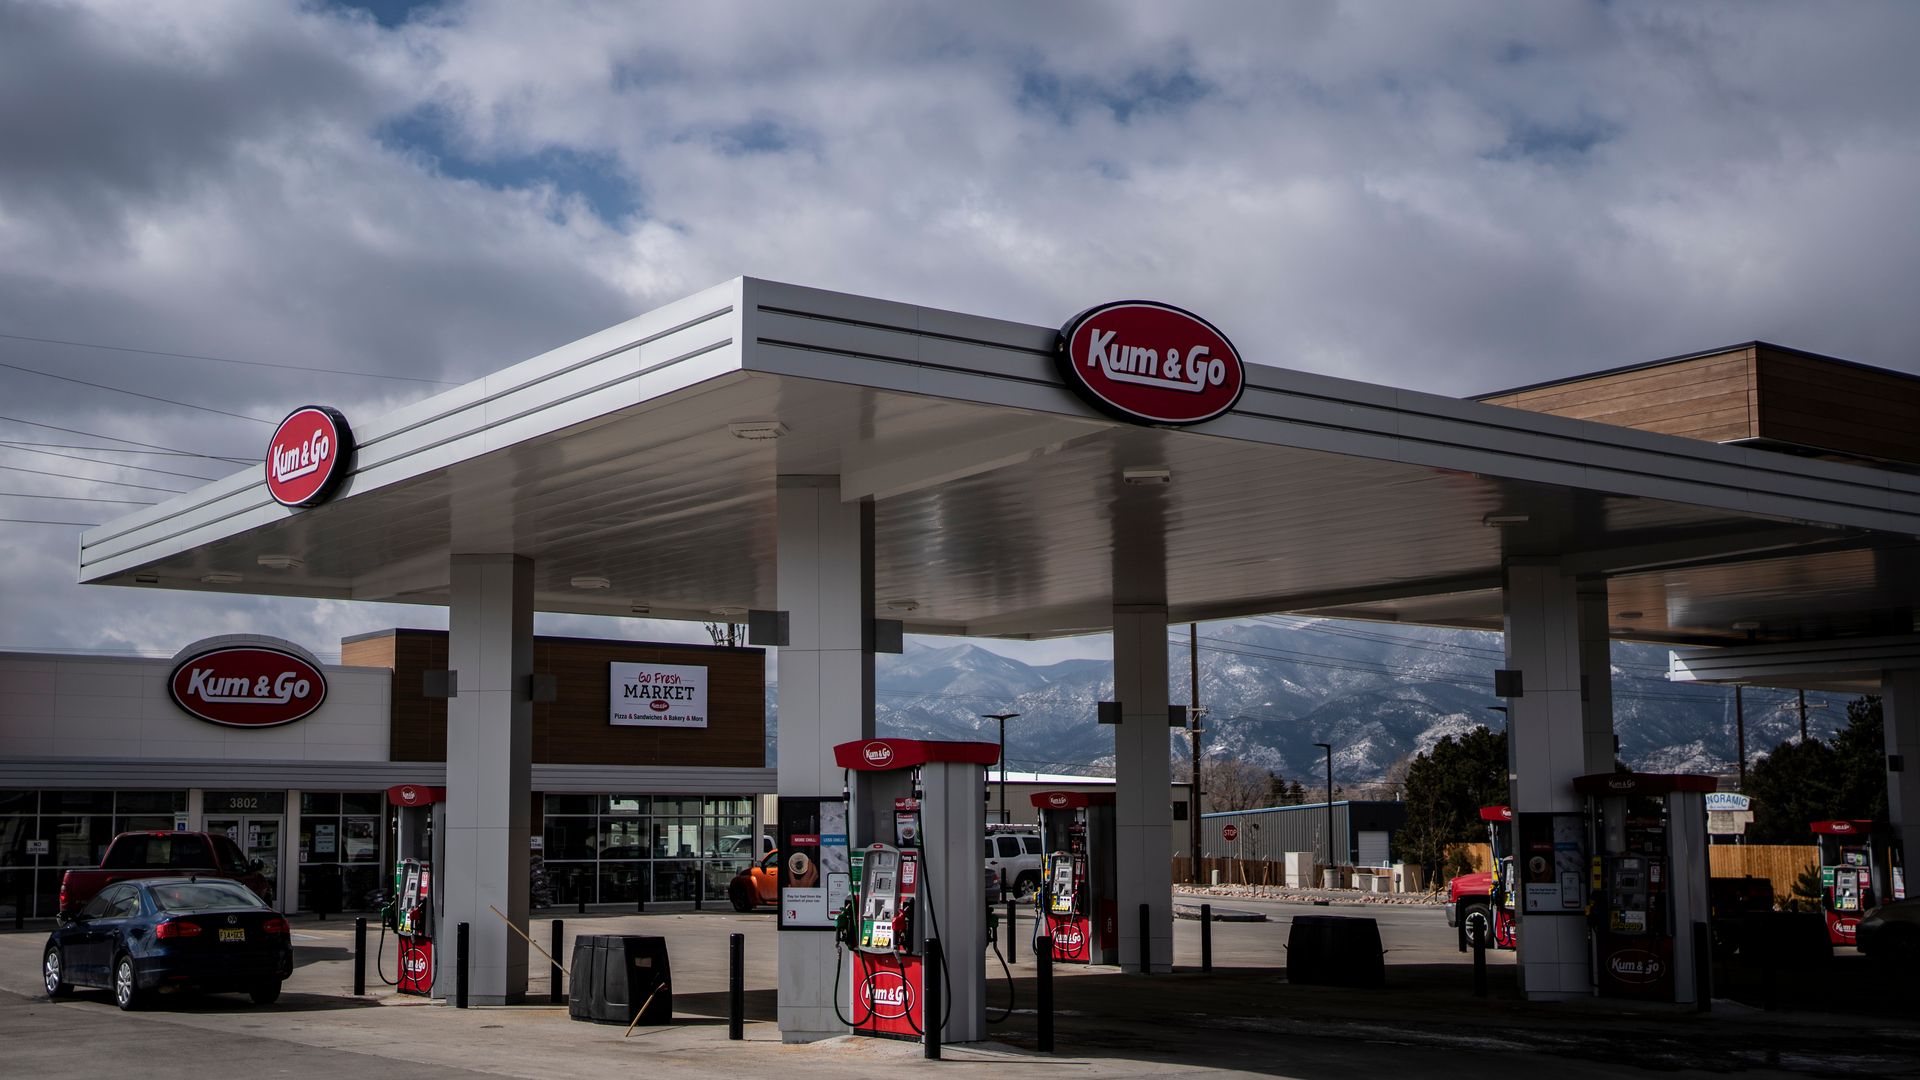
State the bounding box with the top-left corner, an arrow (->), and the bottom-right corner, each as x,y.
4,892 -> 1918,1079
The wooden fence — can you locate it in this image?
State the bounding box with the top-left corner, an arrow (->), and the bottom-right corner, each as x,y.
1709,844 -> 1819,901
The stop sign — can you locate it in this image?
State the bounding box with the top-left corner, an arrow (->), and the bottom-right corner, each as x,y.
1221,824 -> 1239,842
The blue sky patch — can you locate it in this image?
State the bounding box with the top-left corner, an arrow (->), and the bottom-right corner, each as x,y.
379,107 -> 640,224
1487,115 -> 1620,163
1018,63 -> 1213,125
324,0 -> 442,30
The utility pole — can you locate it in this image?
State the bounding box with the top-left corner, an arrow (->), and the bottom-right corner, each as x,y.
1188,622 -> 1203,883
1735,685 -> 1747,787
1798,689 -> 1809,743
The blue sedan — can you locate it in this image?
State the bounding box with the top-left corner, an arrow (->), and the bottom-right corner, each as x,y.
43,877 -> 293,1010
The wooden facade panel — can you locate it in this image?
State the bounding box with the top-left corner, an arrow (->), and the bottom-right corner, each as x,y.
1482,351 -> 1758,443
365,630 -> 765,768
1757,350 -> 1920,464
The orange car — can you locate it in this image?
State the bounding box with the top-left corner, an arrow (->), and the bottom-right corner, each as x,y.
729,849 -> 780,911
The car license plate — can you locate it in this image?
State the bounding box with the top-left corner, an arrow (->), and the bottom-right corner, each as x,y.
219,928 -> 246,943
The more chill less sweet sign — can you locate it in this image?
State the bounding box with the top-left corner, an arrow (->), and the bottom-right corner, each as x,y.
608,662 -> 708,728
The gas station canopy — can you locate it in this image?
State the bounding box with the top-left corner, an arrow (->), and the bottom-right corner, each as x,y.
79,277 -> 1920,647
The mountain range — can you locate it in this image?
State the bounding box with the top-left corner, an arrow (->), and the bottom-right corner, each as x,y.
764,618 -> 1855,786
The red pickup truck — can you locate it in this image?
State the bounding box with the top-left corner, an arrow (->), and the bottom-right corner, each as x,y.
60,832 -> 275,915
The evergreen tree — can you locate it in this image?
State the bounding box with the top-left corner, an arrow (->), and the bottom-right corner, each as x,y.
1744,696 -> 1884,842
1392,725 -> 1508,874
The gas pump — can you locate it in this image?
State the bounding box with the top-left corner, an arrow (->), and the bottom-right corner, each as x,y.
1030,790 -> 1116,964
1481,805 -> 1518,950
1811,820 -> 1906,946
826,739 -> 994,1044
1575,773 -> 1713,1003
385,784 -> 444,997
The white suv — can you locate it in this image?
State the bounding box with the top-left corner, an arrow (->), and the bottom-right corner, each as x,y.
985,826 -> 1044,898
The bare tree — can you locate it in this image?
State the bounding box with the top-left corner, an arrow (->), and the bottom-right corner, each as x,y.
1202,757 -> 1276,812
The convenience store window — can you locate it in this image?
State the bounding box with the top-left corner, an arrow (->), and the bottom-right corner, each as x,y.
541,792 -> 758,906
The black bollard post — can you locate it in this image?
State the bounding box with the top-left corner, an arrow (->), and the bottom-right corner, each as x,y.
1201,903 -> 1213,973
578,895 -> 586,916
1139,903 -> 1152,974
550,919 -> 565,1005
1472,934 -> 1487,998
1037,935 -> 1055,1053
923,938 -> 943,1060
729,932 -> 745,1040
354,917 -> 367,995
1006,899 -> 1018,964
1693,921 -> 1712,1013
456,922 -> 470,1009
15,871 -> 25,931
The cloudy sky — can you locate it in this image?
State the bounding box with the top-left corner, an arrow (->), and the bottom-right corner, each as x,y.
2,0 -> 1917,664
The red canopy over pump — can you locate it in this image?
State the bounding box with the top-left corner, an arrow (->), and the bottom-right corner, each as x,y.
831,738 -> 999,772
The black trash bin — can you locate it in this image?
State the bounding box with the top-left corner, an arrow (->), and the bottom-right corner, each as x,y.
1287,915 -> 1385,988
569,935 -> 672,1025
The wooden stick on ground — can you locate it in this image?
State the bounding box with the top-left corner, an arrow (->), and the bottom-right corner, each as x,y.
485,904 -> 566,977
622,983 -> 669,1038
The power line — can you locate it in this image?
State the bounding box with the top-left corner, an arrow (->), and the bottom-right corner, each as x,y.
0,360 -> 275,425
0,491 -> 154,504
0,443 -> 219,483
0,414 -> 251,463
0,440 -> 236,461
0,329 -> 456,386
0,463 -> 187,495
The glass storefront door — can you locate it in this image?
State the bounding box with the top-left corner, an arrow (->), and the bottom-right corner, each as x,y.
207,816 -> 282,903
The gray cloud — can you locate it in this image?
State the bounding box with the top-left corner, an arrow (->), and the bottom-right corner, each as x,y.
1,0 -> 1917,660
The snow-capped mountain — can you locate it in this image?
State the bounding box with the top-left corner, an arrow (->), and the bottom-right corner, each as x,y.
765,619 -> 1851,785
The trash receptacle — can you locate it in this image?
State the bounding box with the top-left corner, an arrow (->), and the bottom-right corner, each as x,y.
1287,914 -> 1384,988
569,935 -> 672,1025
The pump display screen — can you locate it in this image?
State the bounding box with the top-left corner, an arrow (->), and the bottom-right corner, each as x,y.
1047,853 -> 1076,915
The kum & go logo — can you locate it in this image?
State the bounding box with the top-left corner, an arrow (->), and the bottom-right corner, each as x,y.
266,405 -> 353,507
168,637 -> 328,728
1058,301 -> 1243,425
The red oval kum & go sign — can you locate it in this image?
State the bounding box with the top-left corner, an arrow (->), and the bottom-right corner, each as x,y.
1058,301 -> 1244,425
266,405 -> 353,507
169,644 -> 328,728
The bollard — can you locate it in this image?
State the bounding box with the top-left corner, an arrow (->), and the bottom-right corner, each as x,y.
1036,935 -> 1055,1053
1472,934 -> 1487,998
728,932 -> 745,1040
637,894 -> 646,914
550,919 -> 565,1005
1693,921 -> 1711,1013
456,922 -> 470,1009
578,896 -> 586,916
1006,899 -> 1018,964
1139,903 -> 1151,974
694,883 -> 703,912
15,871 -> 25,931
354,917 -> 367,995
923,937 -> 943,1060
1201,903 -> 1213,972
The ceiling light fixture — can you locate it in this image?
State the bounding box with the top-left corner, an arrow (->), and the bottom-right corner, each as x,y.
728,421 -> 788,441
201,571 -> 243,585
1122,467 -> 1171,485
629,604 -> 651,616
570,575 -> 612,590
1482,513 -> 1530,527
885,600 -> 920,613
1615,611 -> 1643,621
256,554 -> 304,571
133,572 -> 159,585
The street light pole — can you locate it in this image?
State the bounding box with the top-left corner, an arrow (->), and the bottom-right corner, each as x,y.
1313,741 -> 1334,871
982,713 -> 1021,824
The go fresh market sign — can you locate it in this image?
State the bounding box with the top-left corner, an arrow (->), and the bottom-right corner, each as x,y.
609,662 -> 708,728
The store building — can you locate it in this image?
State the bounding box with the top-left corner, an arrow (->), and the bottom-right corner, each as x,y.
0,629 -> 771,919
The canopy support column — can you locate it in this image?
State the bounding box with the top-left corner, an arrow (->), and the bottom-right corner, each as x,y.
775,476 -> 875,1041
441,553 -> 533,1005
1886,669 -> 1920,879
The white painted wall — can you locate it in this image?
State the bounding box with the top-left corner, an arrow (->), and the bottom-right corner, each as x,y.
0,652 -> 391,763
